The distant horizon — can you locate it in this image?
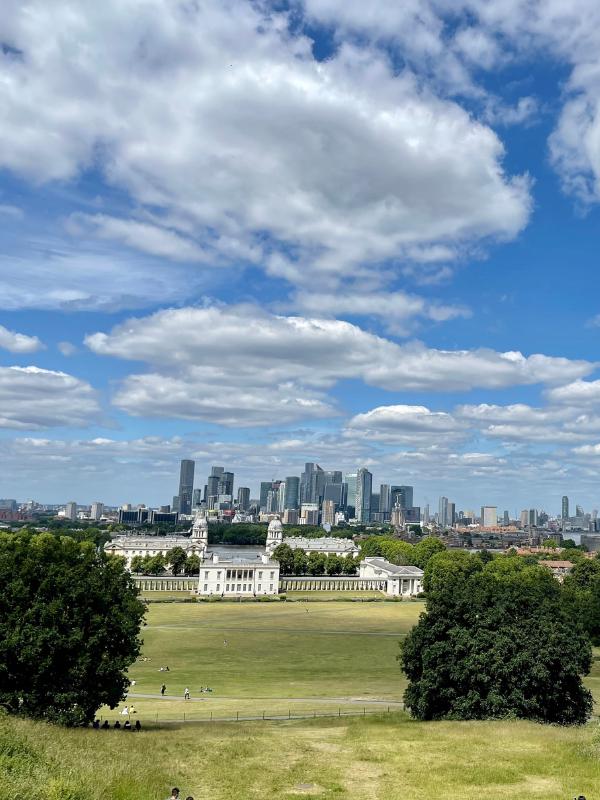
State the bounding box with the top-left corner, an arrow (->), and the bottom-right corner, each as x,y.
3,2 -> 600,512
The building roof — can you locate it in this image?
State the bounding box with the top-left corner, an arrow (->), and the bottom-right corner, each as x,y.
105,536 -> 194,549
542,560 -> 574,569
284,536 -> 359,553
361,557 -> 424,577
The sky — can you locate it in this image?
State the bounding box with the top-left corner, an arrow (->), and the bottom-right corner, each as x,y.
2,0 -> 600,513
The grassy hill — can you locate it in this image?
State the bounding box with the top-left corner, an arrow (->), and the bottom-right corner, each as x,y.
3,599 -> 600,799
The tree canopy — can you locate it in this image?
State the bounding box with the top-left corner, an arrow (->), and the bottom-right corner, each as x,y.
0,531 -> 145,726
401,553 -> 592,725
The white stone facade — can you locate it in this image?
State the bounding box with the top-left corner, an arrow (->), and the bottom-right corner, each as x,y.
359,558 -> 424,596
284,536 -> 359,558
197,553 -> 280,596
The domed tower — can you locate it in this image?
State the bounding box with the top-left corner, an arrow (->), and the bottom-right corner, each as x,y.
191,509 -> 209,559
266,516 -> 283,554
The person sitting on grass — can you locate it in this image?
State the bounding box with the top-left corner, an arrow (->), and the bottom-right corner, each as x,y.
135,720 -> 142,731
101,720 -> 109,729
113,720 -> 121,729
123,720 -> 132,730
166,789 -> 179,800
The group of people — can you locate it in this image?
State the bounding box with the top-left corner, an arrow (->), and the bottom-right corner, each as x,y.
167,788 -> 192,800
92,718 -> 142,731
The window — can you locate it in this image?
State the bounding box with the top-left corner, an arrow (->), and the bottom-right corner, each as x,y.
258,584 -> 261,591
226,570 -> 231,580
203,584 -> 208,592
269,584 -> 273,591
237,584 -> 241,591
243,584 -> 246,592
258,571 -> 263,579
225,584 -> 229,592
204,571 -> 209,579
217,571 -> 221,579
216,584 -> 220,592
270,571 -> 274,579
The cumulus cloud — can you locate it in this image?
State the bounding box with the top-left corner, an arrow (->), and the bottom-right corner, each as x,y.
0,366 -> 100,429
290,289 -> 470,334
546,379 -> 600,407
0,325 -> 43,353
0,0 -> 530,287
344,404 -> 467,446
83,305 -> 594,425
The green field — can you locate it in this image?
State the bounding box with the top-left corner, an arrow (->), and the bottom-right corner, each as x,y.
117,600 -> 422,721
4,599 -> 600,799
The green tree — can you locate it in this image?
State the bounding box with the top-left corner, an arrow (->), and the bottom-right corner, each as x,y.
342,555 -> 358,575
272,543 -> 295,575
412,537 -> 446,569
0,531 -> 145,726
402,555 -> 592,724
307,552 -> 326,575
130,555 -> 145,573
184,553 -> 201,575
359,536 -> 383,558
292,548 -> 308,575
166,546 -> 187,575
380,539 -> 414,565
564,559 -> 600,590
325,554 -> 343,575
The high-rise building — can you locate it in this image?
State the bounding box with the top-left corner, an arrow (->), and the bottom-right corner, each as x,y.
218,471 -> 234,496
324,470 -> 343,485
283,476 -> 300,510
237,487 -> 250,510
177,459 -> 195,515
438,496 -> 449,528
576,504 -> 584,518
323,482 -> 345,508
90,502 -> 104,521
322,499 -> 336,526
172,495 -> 180,513
300,462 -> 325,505
562,495 -> 569,520
481,506 -> 497,527
379,484 -> 391,515
192,488 -> 203,508
65,501 -> 77,521
356,467 -> 372,523
448,502 -> 456,527
391,485 -> 413,511
344,472 -> 357,514
503,510 -> 509,525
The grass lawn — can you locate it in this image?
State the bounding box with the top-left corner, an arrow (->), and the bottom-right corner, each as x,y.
4,600 -> 600,799
2,712 -> 600,800
116,601 -> 423,721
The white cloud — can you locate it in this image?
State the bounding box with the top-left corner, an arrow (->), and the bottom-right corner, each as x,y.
345,404 -> 467,446
290,289 -> 470,334
546,379 -> 600,407
0,324 -> 43,353
0,366 -> 100,429
0,0 -> 530,286
83,305 -> 594,425
66,214 -> 208,263
57,341 -> 78,357
0,248 -> 204,311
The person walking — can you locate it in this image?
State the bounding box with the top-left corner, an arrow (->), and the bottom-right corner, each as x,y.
184,687 -> 190,700
161,683 -> 167,696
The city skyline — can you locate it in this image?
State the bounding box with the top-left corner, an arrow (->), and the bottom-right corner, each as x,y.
3,2 -> 600,509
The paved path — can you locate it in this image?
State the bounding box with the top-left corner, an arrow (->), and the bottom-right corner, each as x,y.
126,691 -> 404,705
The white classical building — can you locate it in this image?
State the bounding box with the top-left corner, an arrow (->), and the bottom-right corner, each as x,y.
359,557 -> 424,596
103,512 -> 207,568
265,517 -> 359,558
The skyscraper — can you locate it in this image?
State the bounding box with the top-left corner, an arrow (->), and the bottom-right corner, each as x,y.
379,484 -> 391,515
283,476 -> 300,510
237,487 -> 250,511
344,472 -> 357,514
192,488 -> 203,508
438,496 -> 448,527
177,459 -> 195,515
207,466 -> 224,503
391,485 -> 413,510
218,471 -> 234,496
90,502 -> 103,521
562,495 -> 569,519
65,501 -> 77,521
481,506 -> 497,527
300,462 -> 325,505
356,467 -> 372,523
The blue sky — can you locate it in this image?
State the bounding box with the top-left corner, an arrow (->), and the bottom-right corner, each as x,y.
2,0 -> 600,513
